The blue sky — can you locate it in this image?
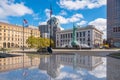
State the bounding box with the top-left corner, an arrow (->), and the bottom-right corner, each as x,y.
0,0 -> 107,38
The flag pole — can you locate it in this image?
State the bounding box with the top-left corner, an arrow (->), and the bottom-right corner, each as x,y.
22,19 -> 25,69
50,3 -> 52,47
22,18 -> 25,78
23,20 -> 24,52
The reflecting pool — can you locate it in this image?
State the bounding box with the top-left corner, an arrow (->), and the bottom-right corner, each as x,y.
0,53 -> 107,80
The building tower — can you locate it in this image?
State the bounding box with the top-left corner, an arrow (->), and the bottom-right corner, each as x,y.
47,17 -> 61,47
107,0 -> 120,47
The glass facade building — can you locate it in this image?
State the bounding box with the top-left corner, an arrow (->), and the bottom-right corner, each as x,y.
107,0 -> 120,47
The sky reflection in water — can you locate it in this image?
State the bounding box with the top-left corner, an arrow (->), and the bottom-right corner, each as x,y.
0,53 -> 106,80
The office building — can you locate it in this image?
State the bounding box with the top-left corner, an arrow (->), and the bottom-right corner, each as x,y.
39,25 -> 49,38
56,25 -> 103,48
107,0 -> 120,47
0,22 -> 40,48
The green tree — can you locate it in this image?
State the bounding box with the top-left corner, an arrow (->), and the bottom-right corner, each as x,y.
26,36 -> 38,48
26,36 -> 54,49
37,38 -> 54,49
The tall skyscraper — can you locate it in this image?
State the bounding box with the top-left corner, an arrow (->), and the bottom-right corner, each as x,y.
107,0 -> 120,47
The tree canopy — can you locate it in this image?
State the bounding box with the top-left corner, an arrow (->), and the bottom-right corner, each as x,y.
26,36 -> 54,49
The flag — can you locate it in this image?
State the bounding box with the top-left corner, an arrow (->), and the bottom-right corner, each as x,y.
23,19 -> 28,27
23,19 -> 28,24
23,71 -> 28,76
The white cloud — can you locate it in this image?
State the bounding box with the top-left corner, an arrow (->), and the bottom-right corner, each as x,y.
68,14 -> 83,22
28,25 -> 38,29
39,22 -> 47,25
0,0 -> 33,19
55,15 -> 68,24
89,58 -> 106,78
59,10 -> 67,16
44,8 -> 83,24
58,0 -> 106,10
77,21 -> 87,26
56,58 -> 106,80
45,8 -> 51,18
54,13 -> 83,24
88,18 -> 106,39
32,13 -> 41,20
0,19 -> 9,23
60,27 -> 64,30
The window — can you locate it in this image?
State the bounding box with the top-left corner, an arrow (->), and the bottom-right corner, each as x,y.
4,29 -> 6,32
77,32 -> 78,37
4,37 -> 6,40
83,31 -> 86,37
88,38 -> 90,41
79,32 -> 82,37
68,34 -> 70,38
113,27 -> 115,32
66,34 -> 67,38
88,43 -> 90,46
83,38 -> 85,41
71,33 -> 72,38
119,27 -> 120,32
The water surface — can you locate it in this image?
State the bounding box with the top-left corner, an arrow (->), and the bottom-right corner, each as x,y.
0,53 -> 106,80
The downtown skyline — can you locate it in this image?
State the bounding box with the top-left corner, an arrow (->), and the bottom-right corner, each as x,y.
0,0 -> 106,38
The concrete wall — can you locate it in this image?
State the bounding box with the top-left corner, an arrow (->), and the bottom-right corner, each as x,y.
107,56 -> 120,80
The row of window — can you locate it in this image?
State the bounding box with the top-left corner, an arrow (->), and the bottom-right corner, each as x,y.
59,31 -> 90,39
0,33 -> 38,37
95,32 -> 102,39
0,26 -> 39,34
0,37 -> 28,41
113,27 -> 120,32
1,29 -> 39,34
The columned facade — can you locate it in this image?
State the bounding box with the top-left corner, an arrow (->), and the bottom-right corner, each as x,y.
56,25 -> 103,48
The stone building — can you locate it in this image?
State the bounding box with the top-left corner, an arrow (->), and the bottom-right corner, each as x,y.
0,22 -> 40,48
56,25 -> 103,48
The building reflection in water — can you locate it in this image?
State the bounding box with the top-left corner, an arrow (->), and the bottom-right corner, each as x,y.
39,54 -> 103,79
0,53 -> 103,79
0,54 -> 40,72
